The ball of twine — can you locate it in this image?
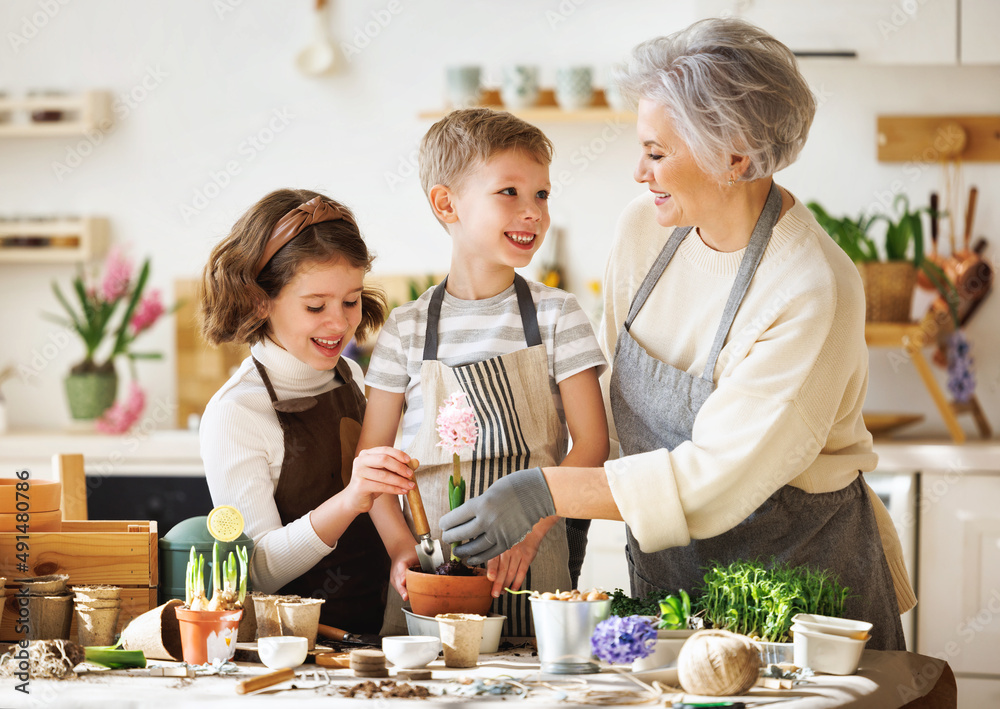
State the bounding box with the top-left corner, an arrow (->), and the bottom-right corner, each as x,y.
677,629 -> 761,696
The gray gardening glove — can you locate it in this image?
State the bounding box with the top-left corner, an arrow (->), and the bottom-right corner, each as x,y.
440,467 -> 556,566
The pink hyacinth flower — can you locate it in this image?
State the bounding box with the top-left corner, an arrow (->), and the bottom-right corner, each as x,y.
131,289 -> 164,335
100,247 -> 133,303
435,391 -> 479,457
96,382 -> 146,434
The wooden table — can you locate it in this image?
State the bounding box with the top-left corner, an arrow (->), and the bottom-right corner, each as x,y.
1,648 -> 955,708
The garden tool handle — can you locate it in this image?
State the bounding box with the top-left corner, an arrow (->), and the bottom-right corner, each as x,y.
236,667 -> 294,694
964,186 -> 978,250
407,480 -> 431,538
929,192 -> 939,254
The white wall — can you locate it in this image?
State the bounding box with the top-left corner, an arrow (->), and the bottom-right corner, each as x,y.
1,0 -> 997,439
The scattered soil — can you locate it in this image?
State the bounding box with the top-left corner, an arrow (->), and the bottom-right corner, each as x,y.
340,680 -> 431,699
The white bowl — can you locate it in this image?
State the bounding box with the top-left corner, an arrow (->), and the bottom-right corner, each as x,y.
382,635 -> 441,669
257,635 -> 308,670
792,624 -> 869,675
402,607 -> 506,653
632,629 -> 697,672
791,613 -> 873,640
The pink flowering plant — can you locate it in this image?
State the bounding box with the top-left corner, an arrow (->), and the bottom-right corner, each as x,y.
436,391 -> 479,515
45,246 -> 176,431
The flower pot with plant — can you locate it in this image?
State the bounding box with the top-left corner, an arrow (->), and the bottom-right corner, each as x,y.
44,246 -> 176,428
405,392 -> 494,617
809,195 -> 956,323
693,559 -> 850,665
175,542 -> 249,665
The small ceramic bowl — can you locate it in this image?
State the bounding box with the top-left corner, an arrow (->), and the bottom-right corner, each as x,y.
791,613 -> 873,640
257,635 -> 308,670
792,624 -> 869,675
632,629 -> 697,672
382,635 -> 441,669
402,607 -> 506,653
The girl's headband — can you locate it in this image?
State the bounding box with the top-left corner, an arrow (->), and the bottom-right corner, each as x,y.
254,196 -> 355,276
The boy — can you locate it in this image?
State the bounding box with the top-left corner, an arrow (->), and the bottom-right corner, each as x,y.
360,108 -> 609,636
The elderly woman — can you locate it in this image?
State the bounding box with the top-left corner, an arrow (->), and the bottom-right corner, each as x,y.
440,17 -> 914,650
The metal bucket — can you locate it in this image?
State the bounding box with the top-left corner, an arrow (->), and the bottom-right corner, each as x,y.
529,598 -> 611,674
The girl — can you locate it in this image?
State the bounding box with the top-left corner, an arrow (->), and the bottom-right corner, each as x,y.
200,188 -> 416,633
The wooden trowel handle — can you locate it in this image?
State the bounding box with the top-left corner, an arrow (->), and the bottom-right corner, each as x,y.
407,482 -> 431,538
236,668 -> 294,694
964,186 -> 978,249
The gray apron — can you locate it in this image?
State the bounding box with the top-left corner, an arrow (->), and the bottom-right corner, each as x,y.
609,184 -> 905,651
383,275 -> 571,638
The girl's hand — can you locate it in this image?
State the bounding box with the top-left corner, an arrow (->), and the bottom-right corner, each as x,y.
389,548 -> 418,601
486,534 -> 541,598
345,447 -> 415,514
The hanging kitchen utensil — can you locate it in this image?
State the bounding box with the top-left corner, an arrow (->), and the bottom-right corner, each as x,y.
296,0 -> 336,76
406,460 -> 446,574
954,186 -> 987,300
917,192 -> 944,290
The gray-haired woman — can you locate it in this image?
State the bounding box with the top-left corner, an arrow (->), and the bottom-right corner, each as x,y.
440,17 -> 913,650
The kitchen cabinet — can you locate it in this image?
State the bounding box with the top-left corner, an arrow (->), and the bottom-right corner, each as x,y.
917,470 -> 1000,706
695,0 -> 965,65
960,0 -> 1000,64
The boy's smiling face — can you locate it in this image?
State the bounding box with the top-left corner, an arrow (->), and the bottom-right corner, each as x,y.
441,149 -> 551,272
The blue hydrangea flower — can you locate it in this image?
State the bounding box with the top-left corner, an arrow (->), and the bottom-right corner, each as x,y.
591,615 -> 657,664
946,331 -> 976,404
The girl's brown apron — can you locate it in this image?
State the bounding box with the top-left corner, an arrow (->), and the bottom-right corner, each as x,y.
384,275 -> 571,638
253,357 -> 390,634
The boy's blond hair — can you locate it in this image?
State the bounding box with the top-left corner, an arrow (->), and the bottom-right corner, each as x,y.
418,108 -> 554,197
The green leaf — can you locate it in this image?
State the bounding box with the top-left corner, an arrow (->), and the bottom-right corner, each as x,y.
111,258 -> 151,358
448,477 -> 466,512
84,646 -> 147,669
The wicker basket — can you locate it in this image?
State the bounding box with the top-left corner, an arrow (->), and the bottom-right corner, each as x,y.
858,261 -> 916,323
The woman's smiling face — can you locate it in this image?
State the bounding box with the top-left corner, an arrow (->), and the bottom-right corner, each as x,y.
633,98 -> 726,229
266,257 -> 364,371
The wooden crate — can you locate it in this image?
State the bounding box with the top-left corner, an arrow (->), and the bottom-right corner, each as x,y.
0,520 -> 157,642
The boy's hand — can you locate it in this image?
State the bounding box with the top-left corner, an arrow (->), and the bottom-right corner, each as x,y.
389,547 -> 418,601
440,467 -> 555,565
486,535 -> 540,597
345,447 -> 415,514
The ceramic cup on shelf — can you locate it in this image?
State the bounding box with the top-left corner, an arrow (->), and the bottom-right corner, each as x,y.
445,66 -> 482,109
500,65 -> 540,110
555,66 -> 594,110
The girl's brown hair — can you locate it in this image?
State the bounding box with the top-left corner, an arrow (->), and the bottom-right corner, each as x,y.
200,188 -> 387,346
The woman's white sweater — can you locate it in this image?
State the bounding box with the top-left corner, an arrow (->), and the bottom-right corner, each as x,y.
599,191 -> 915,612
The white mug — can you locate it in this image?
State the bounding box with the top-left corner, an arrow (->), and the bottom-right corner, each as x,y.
446,66 -> 482,109
555,66 -> 594,110
500,65 -> 540,110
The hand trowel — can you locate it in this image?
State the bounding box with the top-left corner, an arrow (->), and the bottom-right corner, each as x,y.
406,460 -> 445,573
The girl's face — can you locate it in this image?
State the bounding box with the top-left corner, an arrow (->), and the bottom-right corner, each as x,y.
266,257 -> 364,371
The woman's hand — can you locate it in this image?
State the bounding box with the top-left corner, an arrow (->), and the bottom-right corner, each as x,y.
344,447 -> 415,515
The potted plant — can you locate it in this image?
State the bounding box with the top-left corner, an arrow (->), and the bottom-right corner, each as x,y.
44,246 -> 175,427
404,392 -> 494,617
175,542 -> 249,665
693,559 -> 850,665
809,195 -> 955,323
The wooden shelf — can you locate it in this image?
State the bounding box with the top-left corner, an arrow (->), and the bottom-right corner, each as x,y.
419,88 -> 635,123
0,217 -> 109,263
865,322 -> 992,443
0,91 -> 113,137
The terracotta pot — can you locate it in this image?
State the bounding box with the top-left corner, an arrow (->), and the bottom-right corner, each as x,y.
405,567 -> 494,617
175,607 -> 243,665
0,509 -> 61,532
